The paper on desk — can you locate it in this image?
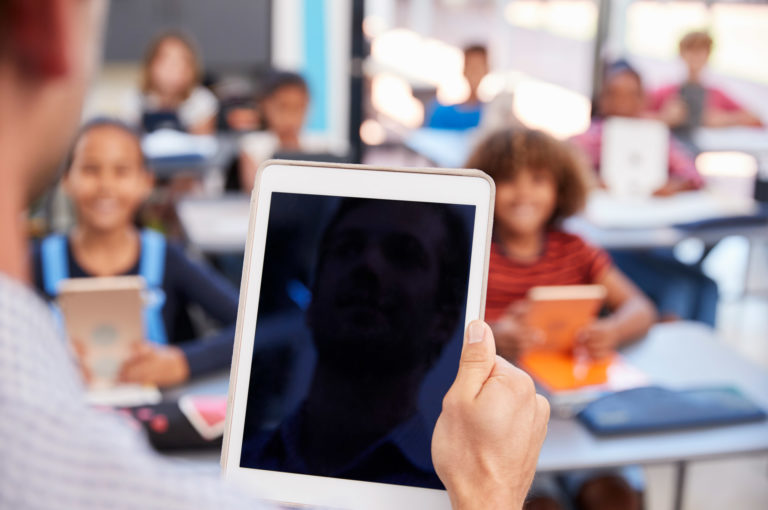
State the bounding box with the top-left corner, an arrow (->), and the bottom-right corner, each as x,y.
142,129 -> 218,159
177,198 -> 250,249
585,190 -> 757,229
87,384 -> 162,407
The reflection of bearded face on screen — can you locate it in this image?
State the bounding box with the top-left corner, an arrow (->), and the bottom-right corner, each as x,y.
307,200 -> 468,377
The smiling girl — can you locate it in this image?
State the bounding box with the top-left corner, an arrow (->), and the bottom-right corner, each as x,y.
32,119 -> 238,388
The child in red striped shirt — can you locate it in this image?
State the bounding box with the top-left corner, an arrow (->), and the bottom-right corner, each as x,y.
469,128 -> 656,363
468,128 -> 656,510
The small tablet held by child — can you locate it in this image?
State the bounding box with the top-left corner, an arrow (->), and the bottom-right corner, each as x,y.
57,276 -> 146,389
526,284 -> 607,352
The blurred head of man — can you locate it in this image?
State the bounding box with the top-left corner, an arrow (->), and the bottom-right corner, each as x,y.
678,31 -> 713,80
598,63 -> 645,119
0,0 -> 107,281
463,44 -> 489,102
0,0 -> 107,202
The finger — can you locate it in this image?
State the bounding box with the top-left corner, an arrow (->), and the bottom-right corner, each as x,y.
509,300 -> 530,319
119,361 -> 148,384
76,358 -> 92,385
530,328 -> 545,346
131,341 -> 152,355
484,355 -> 536,398
450,320 -> 497,400
533,394 -> 551,444
119,354 -> 150,382
71,338 -> 87,357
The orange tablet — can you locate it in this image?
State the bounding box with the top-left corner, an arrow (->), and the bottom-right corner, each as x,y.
526,284 -> 607,353
57,276 -> 146,389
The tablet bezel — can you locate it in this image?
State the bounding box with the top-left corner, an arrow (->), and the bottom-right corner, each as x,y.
221,160 -> 495,509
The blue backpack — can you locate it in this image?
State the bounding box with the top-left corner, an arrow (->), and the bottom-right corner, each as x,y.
40,229 -> 168,345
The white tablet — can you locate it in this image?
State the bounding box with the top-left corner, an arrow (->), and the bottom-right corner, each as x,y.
601,116 -> 669,197
222,160 -> 494,509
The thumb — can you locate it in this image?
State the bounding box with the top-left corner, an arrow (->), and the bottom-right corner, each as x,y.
452,320 -> 497,400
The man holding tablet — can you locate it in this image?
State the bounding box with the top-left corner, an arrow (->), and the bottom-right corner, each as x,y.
0,1 -> 549,509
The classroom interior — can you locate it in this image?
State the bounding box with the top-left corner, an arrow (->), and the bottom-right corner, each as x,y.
28,1 -> 768,509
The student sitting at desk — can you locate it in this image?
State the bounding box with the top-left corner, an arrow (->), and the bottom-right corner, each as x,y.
32,119 -> 238,388
425,44 -> 489,131
237,71 -> 336,193
468,128 -> 656,510
122,31 -> 218,135
571,62 -> 720,326
572,60 -> 704,196
648,31 -> 763,138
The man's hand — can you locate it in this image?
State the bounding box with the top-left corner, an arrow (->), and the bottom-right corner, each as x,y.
432,321 -> 550,510
491,301 -> 544,361
119,342 -> 190,388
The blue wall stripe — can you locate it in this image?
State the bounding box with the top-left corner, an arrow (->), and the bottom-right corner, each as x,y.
302,0 -> 329,132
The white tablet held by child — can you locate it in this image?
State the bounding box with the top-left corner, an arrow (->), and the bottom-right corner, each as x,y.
222,160 -> 495,509
601,117 -> 669,197
57,276 -> 146,389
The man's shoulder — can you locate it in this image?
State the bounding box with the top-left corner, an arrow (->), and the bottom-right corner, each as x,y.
0,273 -> 56,327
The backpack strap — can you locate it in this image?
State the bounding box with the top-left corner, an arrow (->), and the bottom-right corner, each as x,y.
40,234 -> 69,297
139,229 -> 168,345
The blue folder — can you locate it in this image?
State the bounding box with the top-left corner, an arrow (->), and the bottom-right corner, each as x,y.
578,386 -> 767,436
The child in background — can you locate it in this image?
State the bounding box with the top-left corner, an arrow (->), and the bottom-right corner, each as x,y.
32,119 -> 238,388
124,31 -> 218,134
572,61 -> 704,196
649,31 -> 762,137
426,44 -> 489,131
238,71 -> 323,192
468,128 -> 655,510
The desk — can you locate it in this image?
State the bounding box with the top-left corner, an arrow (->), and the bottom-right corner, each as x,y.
540,322 -> 768,509
146,134 -> 239,180
179,193 -> 768,255
538,322 -> 768,471
693,127 -> 768,155
565,215 -> 768,251
164,322 -> 768,509
565,191 -> 768,251
176,194 -> 250,254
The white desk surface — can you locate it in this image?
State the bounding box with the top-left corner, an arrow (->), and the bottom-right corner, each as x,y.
564,191 -> 768,249
176,194 -> 251,253
176,192 -> 768,255
693,127 -> 768,154
147,134 -> 239,179
164,322 -> 768,475
582,191 -> 759,229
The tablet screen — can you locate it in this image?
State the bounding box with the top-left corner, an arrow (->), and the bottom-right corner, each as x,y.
239,192 -> 475,489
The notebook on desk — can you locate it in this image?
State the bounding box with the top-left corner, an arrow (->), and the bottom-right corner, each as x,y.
520,352 -> 649,417
578,386 -> 767,436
